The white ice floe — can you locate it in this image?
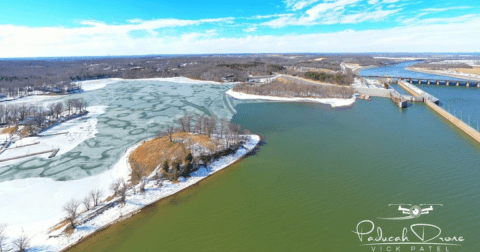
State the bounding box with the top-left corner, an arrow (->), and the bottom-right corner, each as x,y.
75,78 -> 123,91
151,77 -> 223,85
0,106 -> 106,167
226,89 -> 356,108
0,134 -> 259,252
76,77 -> 223,93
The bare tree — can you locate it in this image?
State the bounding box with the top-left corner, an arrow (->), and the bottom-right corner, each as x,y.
219,118 -> 229,139
13,230 -> 30,252
90,189 -> 102,207
118,181 -> 128,204
110,179 -> 123,196
155,169 -> 164,186
54,102 -> 63,119
178,114 -> 192,132
63,199 -> 81,228
139,176 -> 147,193
66,99 -> 74,115
0,224 -> 6,252
83,197 -> 91,211
194,115 -> 203,133
206,116 -> 217,137
166,124 -> 175,142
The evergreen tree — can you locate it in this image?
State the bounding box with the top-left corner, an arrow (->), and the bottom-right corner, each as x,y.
162,159 -> 169,173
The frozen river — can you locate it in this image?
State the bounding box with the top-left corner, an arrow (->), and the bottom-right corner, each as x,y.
0,79 -> 238,182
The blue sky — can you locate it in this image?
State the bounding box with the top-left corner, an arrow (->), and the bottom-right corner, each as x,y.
0,0 -> 479,57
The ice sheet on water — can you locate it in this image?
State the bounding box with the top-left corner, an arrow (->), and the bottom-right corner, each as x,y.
0,79 -> 238,182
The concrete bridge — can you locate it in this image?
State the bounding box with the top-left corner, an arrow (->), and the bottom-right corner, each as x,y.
362,75 -> 480,87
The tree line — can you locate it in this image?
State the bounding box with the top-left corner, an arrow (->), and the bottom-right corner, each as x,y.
0,98 -> 87,136
0,54 -> 392,95
303,71 -> 354,85
233,78 -> 354,99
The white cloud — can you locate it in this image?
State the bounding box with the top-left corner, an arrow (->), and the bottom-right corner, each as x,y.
246,14 -> 294,20
1,15 -> 479,57
340,9 -> 400,23
126,19 -> 143,24
263,0 -> 400,27
305,0 -> 362,20
243,26 -> 257,32
421,6 -> 470,13
284,0 -> 320,11
382,0 -> 402,3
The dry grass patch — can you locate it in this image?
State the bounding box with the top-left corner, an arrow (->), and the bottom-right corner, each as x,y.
1,125 -> 18,135
50,219 -> 69,233
454,67 -> 480,75
129,132 -> 216,184
20,127 -> 31,137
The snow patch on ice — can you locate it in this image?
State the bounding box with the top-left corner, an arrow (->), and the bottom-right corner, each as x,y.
76,78 -> 123,91
76,77 -> 223,93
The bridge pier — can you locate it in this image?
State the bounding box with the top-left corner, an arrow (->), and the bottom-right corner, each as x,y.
456,82 -> 460,86
436,81 -> 440,85
427,80 -> 430,85
446,81 -> 450,86
409,79 -> 413,84
467,82 -> 470,87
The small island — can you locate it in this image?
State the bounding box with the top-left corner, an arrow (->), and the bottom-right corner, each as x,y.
128,114 -> 254,187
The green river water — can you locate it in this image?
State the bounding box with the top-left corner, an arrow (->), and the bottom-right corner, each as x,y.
68,97 -> 480,251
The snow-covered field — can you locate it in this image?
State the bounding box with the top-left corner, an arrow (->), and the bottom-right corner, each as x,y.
436,59 -> 480,67
226,89 -> 356,108
0,134 -> 259,252
0,94 -> 60,106
0,106 -> 107,167
407,67 -> 480,81
373,56 -> 427,61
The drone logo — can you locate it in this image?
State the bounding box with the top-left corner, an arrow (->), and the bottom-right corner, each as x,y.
378,204 -> 443,220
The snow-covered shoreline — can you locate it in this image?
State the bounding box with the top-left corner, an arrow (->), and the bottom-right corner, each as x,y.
226,89 -> 356,108
76,77 -> 224,92
406,67 -> 480,81
0,134 -> 260,252
0,105 -> 107,167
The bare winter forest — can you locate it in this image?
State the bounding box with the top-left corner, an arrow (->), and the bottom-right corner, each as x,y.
233,77 -> 354,99
0,54 -> 394,97
0,98 -> 87,136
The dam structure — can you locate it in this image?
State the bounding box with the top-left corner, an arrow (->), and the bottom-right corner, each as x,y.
362,75 -> 480,88
397,80 -> 480,144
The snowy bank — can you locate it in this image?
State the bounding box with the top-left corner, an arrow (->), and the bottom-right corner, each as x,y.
0,106 -> 107,167
0,94 -> 60,106
226,89 -> 355,108
0,134 -> 139,251
0,134 -> 260,252
406,67 -> 480,81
